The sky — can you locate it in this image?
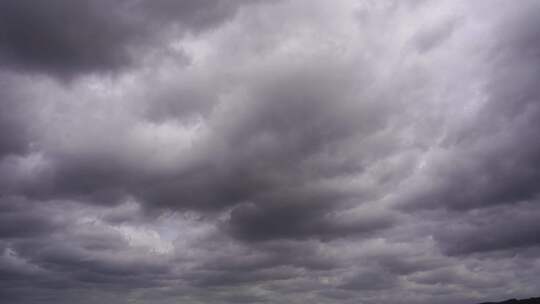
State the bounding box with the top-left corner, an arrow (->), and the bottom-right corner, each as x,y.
1,1 -> 540,303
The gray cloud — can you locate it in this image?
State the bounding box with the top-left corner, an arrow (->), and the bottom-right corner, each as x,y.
0,0 -> 261,79
2,0 -> 540,303
433,201 -> 540,255
400,0 -> 540,212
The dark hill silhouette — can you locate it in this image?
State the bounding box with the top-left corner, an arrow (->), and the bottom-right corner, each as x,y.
478,298 -> 540,304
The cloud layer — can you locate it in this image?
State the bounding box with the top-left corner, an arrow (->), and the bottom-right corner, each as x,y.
1,1 -> 540,303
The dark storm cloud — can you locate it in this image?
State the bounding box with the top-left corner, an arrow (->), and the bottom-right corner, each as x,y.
0,31 -> 400,243
2,1 -> 540,304
0,0 -> 260,78
0,199 -> 179,304
226,201 -> 394,242
0,0 -> 140,77
134,60 -> 394,215
433,201 -> 540,255
0,108 -> 27,157
0,77 -> 34,157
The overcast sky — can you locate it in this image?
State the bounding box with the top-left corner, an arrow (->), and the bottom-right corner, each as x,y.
1,1 -> 540,303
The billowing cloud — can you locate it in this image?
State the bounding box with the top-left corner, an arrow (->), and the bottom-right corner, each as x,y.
1,0 -> 540,303
0,0 -> 264,78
